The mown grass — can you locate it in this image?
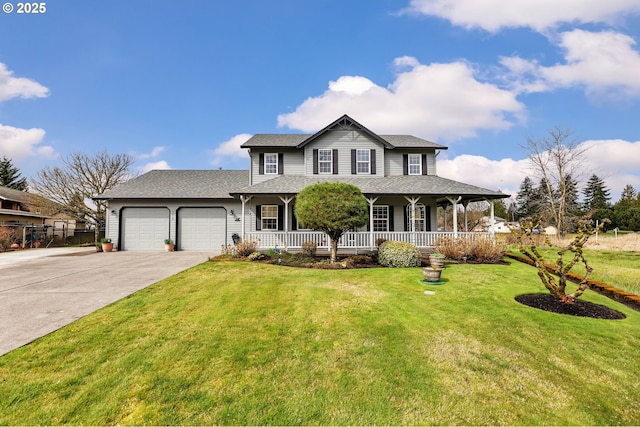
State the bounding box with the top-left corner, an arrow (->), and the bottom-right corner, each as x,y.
508,245 -> 640,295
0,260 -> 639,425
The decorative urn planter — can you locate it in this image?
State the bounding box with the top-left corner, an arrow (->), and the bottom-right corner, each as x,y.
429,254 -> 445,269
423,267 -> 443,282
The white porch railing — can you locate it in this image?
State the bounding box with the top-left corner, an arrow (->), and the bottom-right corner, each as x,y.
243,231 -> 488,250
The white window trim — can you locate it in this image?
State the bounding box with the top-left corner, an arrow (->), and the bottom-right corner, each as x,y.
264,153 -> 278,175
408,154 -> 422,175
356,149 -> 370,174
261,205 -> 278,230
318,149 -> 333,174
372,205 -> 389,232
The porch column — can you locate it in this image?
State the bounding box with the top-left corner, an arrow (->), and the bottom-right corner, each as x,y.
240,195 -> 253,239
446,196 -> 462,239
485,198 -> 496,240
367,197 -> 379,250
462,200 -> 470,232
279,196 -> 294,250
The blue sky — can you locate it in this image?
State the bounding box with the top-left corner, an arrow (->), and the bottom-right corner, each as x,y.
1,0 -> 640,201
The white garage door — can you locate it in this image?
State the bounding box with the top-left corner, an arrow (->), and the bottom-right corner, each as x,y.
122,207 -> 170,251
178,207 -> 226,251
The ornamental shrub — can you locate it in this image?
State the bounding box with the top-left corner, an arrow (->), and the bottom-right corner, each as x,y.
301,240 -> 317,257
235,240 -> 259,257
378,240 -> 421,268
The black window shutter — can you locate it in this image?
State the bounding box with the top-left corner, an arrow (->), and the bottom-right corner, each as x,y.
313,149 -> 318,174
403,205 -> 409,232
371,149 -> 376,175
426,208 -> 432,231
422,154 -> 428,175
256,205 -> 262,230
403,154 -> 408,175
277,205 -> 284,231
259,153 -> 264,175
351,149 -> 356,174
366,205 -> 370,231
332,149 -> 339,175
278,153 -> 284,175
291,203 -> 297,230
388,206 -> 394,231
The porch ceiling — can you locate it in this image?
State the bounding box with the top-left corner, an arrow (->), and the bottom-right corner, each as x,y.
231,175 -> 509,202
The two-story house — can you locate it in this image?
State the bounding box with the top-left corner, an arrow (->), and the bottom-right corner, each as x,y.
96,115 -> 508,252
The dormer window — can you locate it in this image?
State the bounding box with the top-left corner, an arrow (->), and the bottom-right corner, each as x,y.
408,154 -> 422,175
264,153 -> 278,174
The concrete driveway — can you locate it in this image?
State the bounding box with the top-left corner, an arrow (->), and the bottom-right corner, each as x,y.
0,248 -> 210,356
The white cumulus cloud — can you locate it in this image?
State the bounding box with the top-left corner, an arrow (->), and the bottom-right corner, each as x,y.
502,30 -> 640,99
0,63 -> 49,102
0,123 -> 56,162
404,0 -> 640,33
277,57 -> 525,141
137,160 -> 172,174
138,146 -> 166,159
209,133 -> 252,167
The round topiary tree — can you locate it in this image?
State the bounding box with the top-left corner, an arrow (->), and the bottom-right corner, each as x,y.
295,182 -> 368,263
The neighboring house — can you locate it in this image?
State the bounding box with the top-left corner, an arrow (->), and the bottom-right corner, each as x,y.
1,186 -> 86,243
473,216 -> 518,233
95,115 -> 508,252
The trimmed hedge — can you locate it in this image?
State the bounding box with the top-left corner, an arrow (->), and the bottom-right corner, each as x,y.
378,240 -> 421,268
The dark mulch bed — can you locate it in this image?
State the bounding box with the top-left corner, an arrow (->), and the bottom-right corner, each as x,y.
515,294 -> 626,319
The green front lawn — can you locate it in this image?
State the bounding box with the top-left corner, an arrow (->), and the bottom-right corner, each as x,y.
508,246 -> 640,295
1,261 -> 639,425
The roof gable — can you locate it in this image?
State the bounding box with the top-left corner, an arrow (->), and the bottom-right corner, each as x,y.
296,114 -> 394,149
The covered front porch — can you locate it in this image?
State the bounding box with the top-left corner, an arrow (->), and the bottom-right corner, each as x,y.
243,230 -> 489,252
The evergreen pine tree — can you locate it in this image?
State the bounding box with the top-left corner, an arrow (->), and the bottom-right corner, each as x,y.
515,176 -> 536,219
582,174 -> 611,211
0,157 -> 28,191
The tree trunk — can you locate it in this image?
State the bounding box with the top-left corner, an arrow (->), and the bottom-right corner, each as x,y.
330,239 -> 338,263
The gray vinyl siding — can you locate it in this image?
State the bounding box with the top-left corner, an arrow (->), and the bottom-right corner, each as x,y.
303,130 -> 384,177
385,150 -> 438,176
251,149 -> 304,184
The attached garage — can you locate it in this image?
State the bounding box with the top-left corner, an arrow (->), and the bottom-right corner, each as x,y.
177,207 -> 227,251
121,207 -> 170,251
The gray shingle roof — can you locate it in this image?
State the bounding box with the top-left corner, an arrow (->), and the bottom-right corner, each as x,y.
241,134 -> 447,150
95,170 -> 249,199
231,175 -> 507,201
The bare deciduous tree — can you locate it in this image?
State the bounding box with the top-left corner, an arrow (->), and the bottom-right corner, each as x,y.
522,127 -> 588,238
31,151 -> 135,239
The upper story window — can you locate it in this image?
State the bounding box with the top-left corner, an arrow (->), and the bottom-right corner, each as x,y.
318,149 -> 333,174
264,153 -> 278,174
356,149 -> 370,174
408,154 -> 422,175
350,149 -> 376,175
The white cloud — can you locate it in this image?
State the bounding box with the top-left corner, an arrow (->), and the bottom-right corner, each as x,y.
0,63 -> 49,102
137,160 -> 172,174
209,133 -> 252,166
437,139 -> 640,203
405,0 -> 640,32
277,57 -> 525,141
0,123 -> 56,161
138,146 -> 166,159
437,154 -> 530,198
502,30 -> 640,99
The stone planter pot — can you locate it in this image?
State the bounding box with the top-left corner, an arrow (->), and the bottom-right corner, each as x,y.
423,267 -> 443,282
429,255 -> 445,269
